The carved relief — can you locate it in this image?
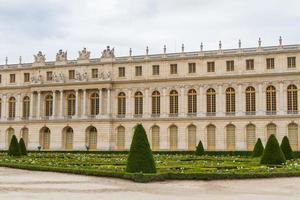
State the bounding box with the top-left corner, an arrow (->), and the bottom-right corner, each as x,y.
75,71 -> 88,82
52,72 -> 65,83
30,74 -> 43,84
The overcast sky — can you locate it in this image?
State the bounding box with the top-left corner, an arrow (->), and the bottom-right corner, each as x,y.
0,0 -> 299,64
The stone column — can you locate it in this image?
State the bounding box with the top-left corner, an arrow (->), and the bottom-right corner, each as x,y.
107,88 -> 111,117
52,90 -> 56,117
98,89 -> 102,117
37,91 -> 41,119
279,82 -> 284,115
237,84 -> 242,116
82,89 -> 87,118
29,92 -> 34,119
145,88 -> 149,117
258,83 -> 263,115
217,84 -> 223,116
180,86 -> 185,117
197,85 -> 203,117
1,94 -> 6,120
126,89 -> 131,118
162,88 -> 167,117
60,90 -> 64,118
16,93 -> 21,120
75,89 -> 79,117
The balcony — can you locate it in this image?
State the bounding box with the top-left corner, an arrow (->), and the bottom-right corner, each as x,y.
187,113 -> 197,117
117,114 -> 126,118
287,110 -> 298,115
169,113 -> 178,118
266,111 -> 277,115
225,112 -> 236,116
206,112 -> 216,116
133,114 -> 143,118
245,111 -> 256,116
151,114 -> 160,118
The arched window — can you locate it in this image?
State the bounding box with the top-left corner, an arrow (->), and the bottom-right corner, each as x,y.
21,128 -> 29,147
287,85 -> 298,114
40,127 -> 51,150
207,125 -> 216,151
152,91 -> 160,116
7,128 -> 15,148
134,91 -> 143,116
188,89 -> 197,114
169,125 -> 178,150
266,86 -> 276,114
169,90 -> 178,115
246,124 -> 256,151
86,126 -> 97,150
151,125 -> 160,151
116,126 -> 125,150
45,95 -> 53,117
8,97 -> 16,119
118,92 -> 126,116
226,124 -> 235,151
207,88 -> 216,115
245,86 -> 256,114
67,94 -> 76,116
90,93 -> 99,115
225,87 -> 235,114
266,123 -> 276,138
63,127 -> 73,150
187,125 -> 196,150
23,96 -> 30,118
288,123 -> 298,150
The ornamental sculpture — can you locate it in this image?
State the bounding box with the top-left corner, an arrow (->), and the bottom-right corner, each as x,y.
75,71 -> 88,82
34,51 -> 45,63
101,46 -> 115,58
56,49 -> 67,62
30,74 -> 43,84
78,47 -> 90,60
98,71 -> 111,80
52,72 -> 65,83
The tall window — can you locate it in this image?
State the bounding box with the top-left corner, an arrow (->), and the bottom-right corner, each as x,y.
45,95 -> 53,116
8,97 -> 16,119
63,127 -> 73,150
266,85 -> 276,114
24,73 -> 30,82
207,62 -> 215,72
288,123 -> 298,150
67,94 -> 76,116
86,126 -> 97,150
135,66 -> 142,76
169,125 -> 178,150
21,128 -> 29,147
188,89 -> 197,114
169,90 -> 178,115
92,69 -> 98,78
246,124 -> 256,151
188,63 -> 196,73
118,67 -> 125,77
151,126 -> 160,151
116,126 -> 125,150
134,91 -> 143,115
118,92 -> 126,116
226,60 -> 234,71
266,58 -> 275,69
7,128 -> 15,148
23,96 -> 30,118
207,125 -> 216,151
287,84 -> 298,114
287,57 -> 296,68
10,74 -> 16,83
245,86 -> 256,114
170,64 -> 177,74
90,93 -> 99,115
225,87 -> 235,114
187,125 -> 196,150
47,71 -> 53,81
226,124 -> 236,151
267,123 -> 276,138
206,88 -> 216,115
246,59 -> 254,70
152,65 -> 160,75
68,70 -> 75,80
152,91 -> 160,116
40,127 -> 51,150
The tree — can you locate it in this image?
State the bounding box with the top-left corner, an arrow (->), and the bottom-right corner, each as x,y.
195,140 -> 205,156
280,136 -> 294,160
252,138 -> 264,157
8,135 -> 21,156
126,124 -> 156,173
260,134 -> 286,165
19,138 -> 27,156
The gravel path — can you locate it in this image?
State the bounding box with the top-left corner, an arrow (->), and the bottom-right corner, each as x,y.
0,167 -> 299,200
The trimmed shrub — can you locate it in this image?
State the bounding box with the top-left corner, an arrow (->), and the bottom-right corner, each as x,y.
195,140 -> 205,156
19,138 -> 27,156
280,136 -> 294,160
8,135 -> 21,156
252,138 -> 264,157
260,134 -> 286,165
126,124 -> 156,173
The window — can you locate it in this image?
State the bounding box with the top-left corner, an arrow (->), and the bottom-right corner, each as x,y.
226,124 -> 236,151
24,73 -> 30,82
170,64 -> 177,74
135,66 -> 142,76
266,85 -> 276,114
207,125 -> 216,151
134,91 -> 143,116
169,90 -> 178,115
225,87 -> 235,114
152,65 -> 160,75
246,124 -> 256,151
266,58 -> 275,69
90,93 -> 99,115
0,74 -> 2,83
187,125 -> 196,150
287,84 -> 298,114
118,92 -> 126,116
267,123 -> 276,138
169,125 -> 178,150
288,123 -> 298,150
23,96 -> 30,118
45,95 -> 53,116
87,126 -> 97,150
116,126 -> 125,150
188,89 -> 197,114
207,62 -> 215,72
288,57 -> 296,68
152,91 -> 160,116
46,71 -> 53,81
10,74 -> 15,83
63,127 -> 73,150
69,70 -> 75,80
21,128 -> 29,147
226,60 -> 234,71
67,94 -> 76,116
206,88 -> 216,115
245,86 -> 256,114
8,97 -> 16,119
246,59 -> 254,70
151,126 -> 160,151
188,63 -> 196,73
118,67 -> 125,77
92,69 -> 98,78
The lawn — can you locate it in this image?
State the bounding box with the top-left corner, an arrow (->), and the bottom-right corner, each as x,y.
1,152 -> 300,182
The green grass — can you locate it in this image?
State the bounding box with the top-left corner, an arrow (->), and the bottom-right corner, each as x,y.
1,152 -> 300,182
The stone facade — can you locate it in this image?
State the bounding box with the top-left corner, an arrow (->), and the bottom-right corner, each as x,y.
0,43 -> 300,151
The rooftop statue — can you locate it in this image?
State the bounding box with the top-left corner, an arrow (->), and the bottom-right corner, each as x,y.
56,49 -> 67,62
101,46 -> 115,58
78,47 -> 90,60
34,51 -> 45,63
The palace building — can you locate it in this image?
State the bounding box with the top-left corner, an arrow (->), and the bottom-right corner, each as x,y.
0,38 -> 300,151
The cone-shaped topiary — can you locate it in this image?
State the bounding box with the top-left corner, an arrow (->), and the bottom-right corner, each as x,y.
126,124 -> 156,173
8,135 -> 21,156
260,134 -> 286,165
280,136 -> 293,160
19,138 -> 27,156
195,140 -> 205,156
252,138 -> 264,157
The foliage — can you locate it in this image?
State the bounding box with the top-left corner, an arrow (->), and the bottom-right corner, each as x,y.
280,136 -> 294,160
19,138 -> 27,156
126,124 -> 156,173
195,140 -> 205,156
8,135 -> 21,157
252,138 -> 264,157
260,134 -> 286,165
